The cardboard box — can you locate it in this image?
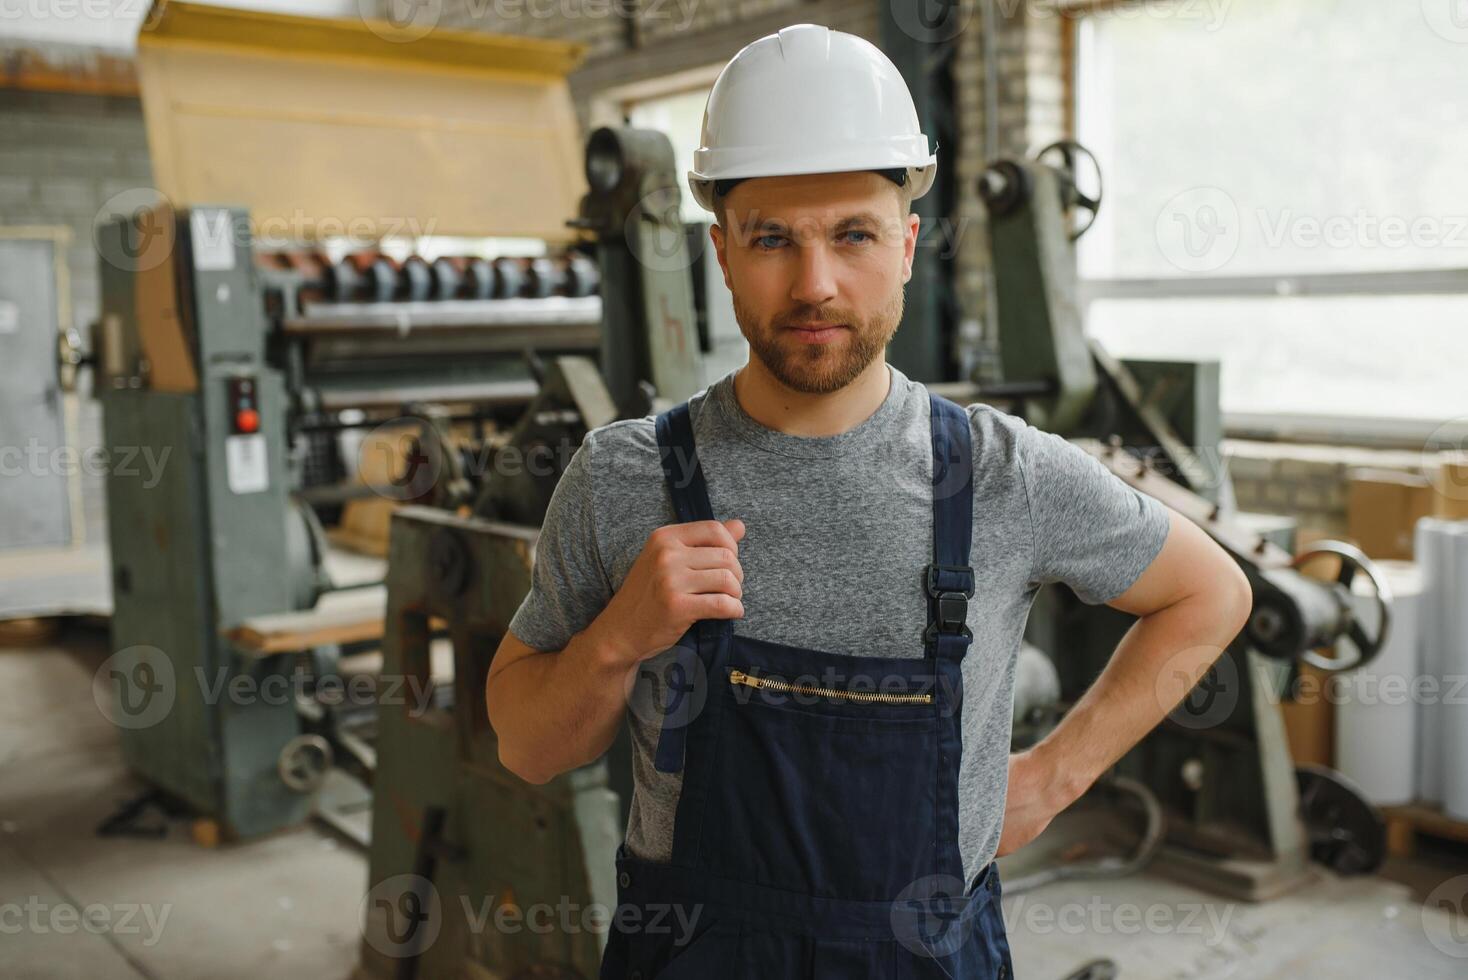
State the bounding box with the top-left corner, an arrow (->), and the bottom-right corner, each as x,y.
1281,528 -> 1340,768
1433,457 -> 1468,520
1347,469 -> 1433,560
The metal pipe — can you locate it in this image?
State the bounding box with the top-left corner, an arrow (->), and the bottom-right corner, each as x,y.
1002,775 -> 1165,896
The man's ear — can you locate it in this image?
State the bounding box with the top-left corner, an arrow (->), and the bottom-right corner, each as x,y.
902,212 -> 919,284
710,222 -> 733,291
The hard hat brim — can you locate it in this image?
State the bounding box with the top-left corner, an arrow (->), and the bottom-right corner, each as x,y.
689,160 -> 936,214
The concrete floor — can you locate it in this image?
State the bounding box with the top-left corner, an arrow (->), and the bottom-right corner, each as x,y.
4,621 -> 1467,979
1,623 -> 362,980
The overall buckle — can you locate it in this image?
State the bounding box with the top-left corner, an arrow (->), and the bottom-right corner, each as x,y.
924,564 -> 974,642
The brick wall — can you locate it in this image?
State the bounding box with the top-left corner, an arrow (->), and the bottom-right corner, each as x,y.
0,89 -> 153,338
1226,440 -> 1436,540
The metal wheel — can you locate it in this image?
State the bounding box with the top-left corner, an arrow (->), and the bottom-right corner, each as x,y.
1035,140 -> 1103,239
1294,541 -> 1391,673
278,734 -> 333,793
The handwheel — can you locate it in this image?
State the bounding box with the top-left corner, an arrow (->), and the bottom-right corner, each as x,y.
278,734 -> 333,793
1294,540 -> 1391,673
1035,140 -> 1103,240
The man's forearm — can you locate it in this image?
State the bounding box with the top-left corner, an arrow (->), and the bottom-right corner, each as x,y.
489,621 -> 636,784
1030,591 -> 1245,806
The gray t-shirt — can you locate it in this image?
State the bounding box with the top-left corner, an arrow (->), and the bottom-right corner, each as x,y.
507,362 -> 1170,886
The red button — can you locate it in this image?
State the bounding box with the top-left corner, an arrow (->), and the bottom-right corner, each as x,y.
236,408 -> 260,433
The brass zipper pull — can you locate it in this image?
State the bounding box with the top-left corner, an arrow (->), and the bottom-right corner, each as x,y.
728,669 -> 932,705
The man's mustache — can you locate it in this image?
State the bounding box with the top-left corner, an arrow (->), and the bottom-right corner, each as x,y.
775,310 -> 860,329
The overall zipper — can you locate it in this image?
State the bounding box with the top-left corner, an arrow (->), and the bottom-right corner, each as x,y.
728,669 -> 933,705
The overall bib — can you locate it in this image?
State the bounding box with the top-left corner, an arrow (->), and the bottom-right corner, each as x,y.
599,393 -> 1016,979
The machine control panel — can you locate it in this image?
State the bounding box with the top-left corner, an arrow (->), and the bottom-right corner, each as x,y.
228,376 -> 261,434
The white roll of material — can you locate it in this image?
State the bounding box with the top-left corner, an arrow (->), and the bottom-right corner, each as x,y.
1442,523 -> 1468,821
1414,519 -> 1458,805
1337,561 -> 1422,806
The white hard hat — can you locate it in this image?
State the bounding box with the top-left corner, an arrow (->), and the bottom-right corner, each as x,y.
688,24 -> 937,214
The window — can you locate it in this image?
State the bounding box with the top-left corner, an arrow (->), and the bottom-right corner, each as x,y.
1074,0 -> 1468,428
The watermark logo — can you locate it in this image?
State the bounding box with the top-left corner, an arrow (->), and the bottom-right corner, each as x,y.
1422,0 -> 1468,43
360,0 -> 443,42
1424,417 -> 1468,502
0,441 -> 171,489
888,0 -> 973,43
91,654 -> 440,731
357,419 -> 444,502
1156,646 -> 1238,730
1423,875 -> 1468,958
93,645 -> 176,731
0,898 -> 172,947
891,873 -> 973,958
362,874 -> 443,958
625,187 -> 704,274
624,640 -> 710,733
1000,893 -> 1237,945
1155,187 -> 1240,273
94,188 -> 174,274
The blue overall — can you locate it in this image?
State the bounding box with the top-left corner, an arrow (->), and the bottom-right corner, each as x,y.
599,393 -> 1015,979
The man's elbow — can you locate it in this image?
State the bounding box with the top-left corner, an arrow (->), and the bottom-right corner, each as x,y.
497,739 -> 556,785
1216,557 -> 1254,640
485,677 -> 555,785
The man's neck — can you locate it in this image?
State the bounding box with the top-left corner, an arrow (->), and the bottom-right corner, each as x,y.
731,358 -> 892,438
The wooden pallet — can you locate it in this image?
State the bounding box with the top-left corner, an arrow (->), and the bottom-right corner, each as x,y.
1382,802 -> 1468,858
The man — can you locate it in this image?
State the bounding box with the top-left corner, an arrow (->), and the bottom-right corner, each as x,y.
487,23 -> 1252,979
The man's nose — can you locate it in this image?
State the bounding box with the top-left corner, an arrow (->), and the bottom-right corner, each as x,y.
789,241 -> 837,308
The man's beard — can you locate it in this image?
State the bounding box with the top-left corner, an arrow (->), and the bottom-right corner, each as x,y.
732,288 -> 905,395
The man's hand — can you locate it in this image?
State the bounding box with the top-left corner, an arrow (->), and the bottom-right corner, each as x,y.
488,517 -> 746,784
996,748 -> 1079,857
994,510 -> 1252,855
587,518 -> 747,671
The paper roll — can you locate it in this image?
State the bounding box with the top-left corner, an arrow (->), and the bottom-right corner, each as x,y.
1442,524 -> 1468,820
1414,519 -> 1457,804
1337,561 -> 1422,806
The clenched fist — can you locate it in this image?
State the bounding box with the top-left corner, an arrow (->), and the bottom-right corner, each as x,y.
597,518 -> 746,668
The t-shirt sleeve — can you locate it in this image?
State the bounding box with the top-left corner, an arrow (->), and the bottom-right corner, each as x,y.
506,438 -> 614,651
1014,422 -> 1172,605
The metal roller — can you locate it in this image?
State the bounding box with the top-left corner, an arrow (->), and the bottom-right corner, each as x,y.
327,257 -> 362,303
564,253 -> 601,297
492,256 -> 527,298
398,256 -> 433,303
525,256 -> 564,298
430,257 -> 463,301
462,257 -> 494,299
342,252 -> 397,303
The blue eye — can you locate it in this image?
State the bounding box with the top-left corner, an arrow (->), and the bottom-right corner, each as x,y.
754,234 -> 785,250
844,230 -> 873,244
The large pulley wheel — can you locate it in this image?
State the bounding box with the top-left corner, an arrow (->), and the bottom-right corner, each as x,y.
1295,540 -> 1391,673
1296,764 -> 1386,876
1035,140 -> 1103,240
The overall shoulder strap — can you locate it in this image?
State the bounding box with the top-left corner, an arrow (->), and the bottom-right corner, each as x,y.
651,400 -> 721,776
925,393 -> 975,659
654,401 -> 716,524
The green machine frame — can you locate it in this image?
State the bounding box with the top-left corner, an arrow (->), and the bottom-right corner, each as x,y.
97,207 -> 313,837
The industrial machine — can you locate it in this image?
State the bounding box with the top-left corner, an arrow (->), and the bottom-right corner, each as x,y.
355,125 -> 709,980
91,3 -> 720,842
974,141 -> 1393,900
